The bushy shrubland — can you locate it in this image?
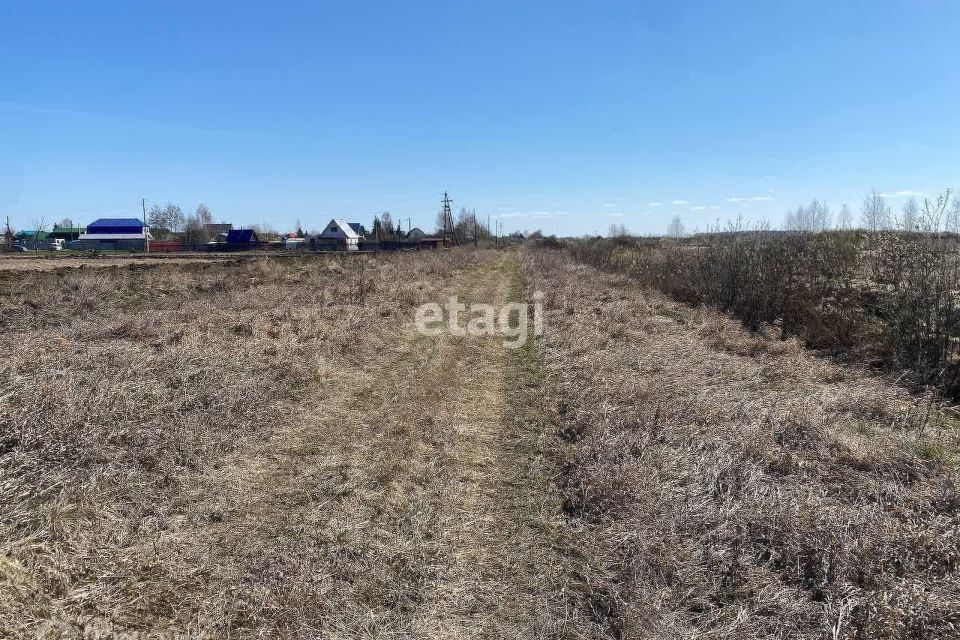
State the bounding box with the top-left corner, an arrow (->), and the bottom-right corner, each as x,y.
569,222 -> 960,397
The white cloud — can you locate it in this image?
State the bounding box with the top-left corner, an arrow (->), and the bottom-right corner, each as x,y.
691,206 -> 707,211
879,190 -> 924,199
725,195 -> 774,203
647,202 -> 662,207
606,212 -> 624,217
671,200 -> 689,205
602,202 -> 618,208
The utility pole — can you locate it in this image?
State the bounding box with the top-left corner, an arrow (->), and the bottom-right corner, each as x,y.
441,192 -> 458,246
141,198 -> 147,226
407,218 -> 411,235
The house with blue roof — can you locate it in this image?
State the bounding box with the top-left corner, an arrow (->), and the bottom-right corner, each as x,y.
226,229 -> 259,248
69,218 -> 152,251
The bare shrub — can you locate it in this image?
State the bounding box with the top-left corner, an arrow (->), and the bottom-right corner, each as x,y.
569,195 -> 960,398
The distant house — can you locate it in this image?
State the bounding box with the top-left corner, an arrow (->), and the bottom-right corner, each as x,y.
283,236 -> 306,250
14,230 -> 50,243
70,218 -> 151,251
226,229 -> 259,246
348,222 -> 368,237
407,227 -> 426,240
14,229 -> 58,250
48,226 -> 85,241
204,222 -> 233,236
418,236 -> 448,249
311,219 -> 360,251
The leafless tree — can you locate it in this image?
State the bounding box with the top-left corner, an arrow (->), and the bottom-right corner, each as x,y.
667,215 -> 686,238
195,203 -> 213,226
55,217 -> 74,229
454,207 -> 484,244
917,191 -> 951,233
380,211 -> 395,237
785,199 -> 830,232
947,195 -> 960,234
148,203 -> 185,233
183,215 -> 206,245
252,223 -> 279,240
861,189 -> 890,231
608,223 -> 628,237
836,204 -> 853,230
898,197 -> 920,231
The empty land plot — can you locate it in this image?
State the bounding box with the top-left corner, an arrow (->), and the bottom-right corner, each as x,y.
0,252 -> 583,638
4,247 -> 960,639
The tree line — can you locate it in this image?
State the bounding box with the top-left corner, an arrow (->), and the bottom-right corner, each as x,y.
148,203 -> 217,244
618,190 -> 960,238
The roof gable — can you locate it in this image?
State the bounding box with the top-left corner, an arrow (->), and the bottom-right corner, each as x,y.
227,229 -> 258,243
86,218 -> 146,234
88,218 -> 145,228
319,219 -> 360,239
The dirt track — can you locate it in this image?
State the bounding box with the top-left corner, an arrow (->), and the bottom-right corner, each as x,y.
159,255 -> 576,636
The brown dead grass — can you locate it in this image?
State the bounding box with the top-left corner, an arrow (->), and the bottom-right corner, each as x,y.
525,248 -> 960,639
8,245 -> 954,638
0,254 -> 244,272
0,251 -> 581,638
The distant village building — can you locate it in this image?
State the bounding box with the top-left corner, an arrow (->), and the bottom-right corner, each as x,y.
418,236 -> 448,249
348,222 -> 367,237
48,226 -> 86,241
14,230 -> 49,244
406,227 -> 426,240
311,219 -> 360,251
226,229 -> 259,247
204,222 -> 233,236
70,218 -> 151,251
14,229 -> 63,251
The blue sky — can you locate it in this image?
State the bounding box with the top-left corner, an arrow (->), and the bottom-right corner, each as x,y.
2,0 -> 959,235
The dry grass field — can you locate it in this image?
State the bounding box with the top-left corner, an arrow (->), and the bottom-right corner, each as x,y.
0,254 -> 243,272
2,248 -> 960,638
526,248 -> 960,639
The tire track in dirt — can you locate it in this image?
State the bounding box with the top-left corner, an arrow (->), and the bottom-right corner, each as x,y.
151,253 -> 579,638
410,255 -> 571,638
